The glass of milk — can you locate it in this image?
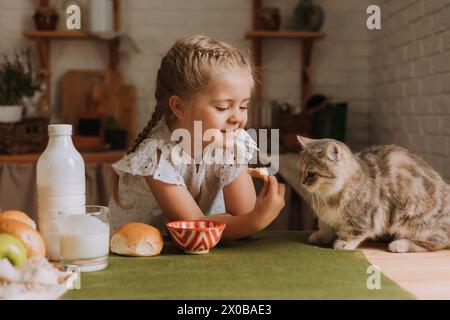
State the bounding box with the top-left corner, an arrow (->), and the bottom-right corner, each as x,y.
59,206 -> 110,272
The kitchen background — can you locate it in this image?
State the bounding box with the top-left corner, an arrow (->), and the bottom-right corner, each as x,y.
0,0 -> 449,228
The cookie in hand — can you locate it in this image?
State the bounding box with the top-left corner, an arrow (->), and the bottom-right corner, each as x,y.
247,167 -> 270,179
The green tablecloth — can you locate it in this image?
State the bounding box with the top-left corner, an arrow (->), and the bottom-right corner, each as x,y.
63,231 -> 414,300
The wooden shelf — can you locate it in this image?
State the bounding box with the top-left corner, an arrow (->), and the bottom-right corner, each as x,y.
23,30 -> 114,40
247,0 -> 326,129
0,150 -> 125,164
25,0 -> 122,115
246,30 -> 326,39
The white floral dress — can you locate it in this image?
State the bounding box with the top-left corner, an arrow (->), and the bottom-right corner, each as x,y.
108,119 -> 258,233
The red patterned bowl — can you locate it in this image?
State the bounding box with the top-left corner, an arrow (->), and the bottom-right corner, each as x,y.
166,220 -> 226,254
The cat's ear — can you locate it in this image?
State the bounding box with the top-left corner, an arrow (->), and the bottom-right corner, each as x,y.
326,142 -> 342,162
297,135 -> 314,150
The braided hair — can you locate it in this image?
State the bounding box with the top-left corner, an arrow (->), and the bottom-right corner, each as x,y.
112,34 -> 258,208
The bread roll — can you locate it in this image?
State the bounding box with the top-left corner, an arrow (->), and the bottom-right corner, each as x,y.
0,219 -> 46,257
110,222 -> 163,257
0,210 -> 37,230
247,167 -> 270,178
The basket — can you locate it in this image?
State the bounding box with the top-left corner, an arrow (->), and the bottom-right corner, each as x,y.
0,117 -> 50,154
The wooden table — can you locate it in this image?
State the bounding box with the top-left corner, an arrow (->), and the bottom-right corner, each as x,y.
361,242 -> 450,300
0,150 -> 125,164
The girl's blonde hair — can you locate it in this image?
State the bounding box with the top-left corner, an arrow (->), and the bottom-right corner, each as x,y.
112,34 -> 259,208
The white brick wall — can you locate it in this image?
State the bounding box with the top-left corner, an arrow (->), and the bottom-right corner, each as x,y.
370,0 -> 450,182
263,0 -> 372,151
0,0 -> 34,50
3,0 -> 448,182
0,0 -> 372,152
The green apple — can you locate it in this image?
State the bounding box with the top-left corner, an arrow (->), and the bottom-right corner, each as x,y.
0,233 -> 28,267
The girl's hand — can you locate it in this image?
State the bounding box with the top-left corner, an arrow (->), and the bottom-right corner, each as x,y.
251,176 -> 286,229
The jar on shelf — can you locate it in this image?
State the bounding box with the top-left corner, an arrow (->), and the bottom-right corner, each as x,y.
89,0 -> 114,33
293,0 -> 325,32
33,7 -> 59,31
257,7 -> 281,31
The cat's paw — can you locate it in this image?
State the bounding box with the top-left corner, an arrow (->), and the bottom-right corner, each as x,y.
388,240 -> 410,253
309,231 -> 334,245
333,239 -> 360,250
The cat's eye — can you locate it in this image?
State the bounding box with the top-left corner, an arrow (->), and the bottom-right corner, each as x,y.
306,171 -> 316,180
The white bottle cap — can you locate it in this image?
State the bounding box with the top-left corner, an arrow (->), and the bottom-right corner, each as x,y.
48,124 -> 72,136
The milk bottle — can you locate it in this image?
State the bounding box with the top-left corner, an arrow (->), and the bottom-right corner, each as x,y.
36,124 -> 86,260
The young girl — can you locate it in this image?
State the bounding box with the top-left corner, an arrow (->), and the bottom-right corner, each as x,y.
110,35 -> 286,240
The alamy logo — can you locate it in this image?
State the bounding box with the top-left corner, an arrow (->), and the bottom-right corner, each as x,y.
65,265 -> 81,289
66,4 -> 81,30
366,265 -> 381,289
165,121 -> 280,173
367,5 -> 381,30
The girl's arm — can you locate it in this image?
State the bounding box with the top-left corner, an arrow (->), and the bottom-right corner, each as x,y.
223,167 -> 257,216
145,175 -> 285,241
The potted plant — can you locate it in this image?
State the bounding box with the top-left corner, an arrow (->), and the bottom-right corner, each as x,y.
0,49 -> 43,123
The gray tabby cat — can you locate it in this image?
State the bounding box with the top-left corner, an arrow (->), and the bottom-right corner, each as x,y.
296,136 -> 450,253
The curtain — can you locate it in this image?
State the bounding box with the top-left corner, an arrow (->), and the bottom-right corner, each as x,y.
0,162 -> 114,221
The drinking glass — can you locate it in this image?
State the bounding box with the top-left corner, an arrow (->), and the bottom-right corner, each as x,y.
59,205 -> 110,272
